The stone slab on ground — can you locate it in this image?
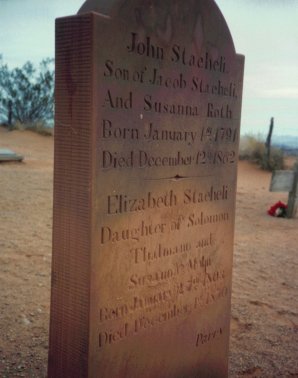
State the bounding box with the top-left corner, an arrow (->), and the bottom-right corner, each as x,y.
0,148 -> 23,162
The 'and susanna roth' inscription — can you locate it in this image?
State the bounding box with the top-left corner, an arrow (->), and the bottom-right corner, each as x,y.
103,89 -> 234,119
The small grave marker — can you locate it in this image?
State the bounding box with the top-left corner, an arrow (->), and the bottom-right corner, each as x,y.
270,170 -> 298,218
0,148 -> 23,162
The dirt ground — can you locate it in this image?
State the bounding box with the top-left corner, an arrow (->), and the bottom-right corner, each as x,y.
0,127 -> 297,378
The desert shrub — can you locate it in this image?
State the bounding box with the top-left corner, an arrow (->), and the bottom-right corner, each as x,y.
260,147 -> 284,171
239,134 -> 284,171
7,120 -> 53,136
239,135 -> 265,162
24,122 -> 53,136
0,56 -> 54,128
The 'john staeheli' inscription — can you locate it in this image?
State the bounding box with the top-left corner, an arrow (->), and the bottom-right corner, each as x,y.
126,32 -> 227,73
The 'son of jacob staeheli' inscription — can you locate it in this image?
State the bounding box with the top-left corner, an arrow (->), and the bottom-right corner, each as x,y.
48,1 -> 244,377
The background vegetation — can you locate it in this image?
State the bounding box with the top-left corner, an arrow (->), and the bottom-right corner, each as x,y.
239,134 -> 284,171
0,56 -> 54,134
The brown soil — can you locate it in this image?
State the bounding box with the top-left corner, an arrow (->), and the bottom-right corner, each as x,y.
0,127 -> 297,377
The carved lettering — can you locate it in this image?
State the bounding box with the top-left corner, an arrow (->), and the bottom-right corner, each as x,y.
99,323 -> 129,347
102,119 -> 139,140
143,123 -> 197,146
149,68 -> 187,89
144,94 -> 200,117
107,190 -> 177,215
187,211 -> 229,227
100,220 -> 167,244
127,32 -> 164,60
103,89 -> 132,109
207,103 -> 232,119
184,186 -> 228,204
131,241 -> 192,264
171,45 -> 227,73
104,59 -> 147,83
196,327 -> 223,347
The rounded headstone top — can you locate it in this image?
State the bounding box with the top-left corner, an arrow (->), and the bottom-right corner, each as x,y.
78,0 -> 236,55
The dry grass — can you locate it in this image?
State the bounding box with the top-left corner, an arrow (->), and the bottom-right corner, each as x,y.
239,135 -> 284,171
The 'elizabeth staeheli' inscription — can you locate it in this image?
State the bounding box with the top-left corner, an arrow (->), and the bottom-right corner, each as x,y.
107,185 -> 228,215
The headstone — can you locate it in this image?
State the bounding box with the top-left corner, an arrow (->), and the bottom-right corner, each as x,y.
48,1 -> 244,377
270,170 -> 298,218
0,148 -> 23,162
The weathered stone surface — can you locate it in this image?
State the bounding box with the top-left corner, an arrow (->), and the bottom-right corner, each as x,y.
270,170 -> 298,218
48,1 -> 244,377
0,148 -> 23,162
270,170 -> 295,192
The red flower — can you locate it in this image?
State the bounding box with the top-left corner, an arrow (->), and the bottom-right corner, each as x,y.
268,201 -> 287,217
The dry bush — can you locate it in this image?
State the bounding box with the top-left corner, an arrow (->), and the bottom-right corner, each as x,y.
239,135 -> 284,171
25,122 -> 53,136
11,121 -> 53,136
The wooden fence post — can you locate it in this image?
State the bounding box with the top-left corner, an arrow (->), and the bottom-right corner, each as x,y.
287,171 -> 298,218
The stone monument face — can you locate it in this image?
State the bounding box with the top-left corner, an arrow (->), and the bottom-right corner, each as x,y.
48,1 -> 244,377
